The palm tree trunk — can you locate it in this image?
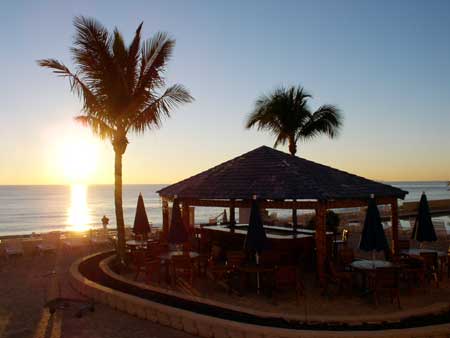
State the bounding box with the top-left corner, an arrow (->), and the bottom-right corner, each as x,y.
114,149 -> 126,263
288,136 -> 297,156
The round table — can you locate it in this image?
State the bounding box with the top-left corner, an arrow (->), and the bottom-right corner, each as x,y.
159,250 -> 200,260
125,240 -> 148,248
400,248 -> 446,258
351,259 -> 393,270
350,260 -> 395,297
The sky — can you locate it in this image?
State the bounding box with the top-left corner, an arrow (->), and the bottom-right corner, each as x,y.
1,0 -> 449,185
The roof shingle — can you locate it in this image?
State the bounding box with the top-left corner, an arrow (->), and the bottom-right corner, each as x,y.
157,146 -> 407,201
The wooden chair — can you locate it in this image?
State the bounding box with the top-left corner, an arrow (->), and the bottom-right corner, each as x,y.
259,251 -> 280,267
397,239 -> 410,251
324,258 -> 353,297
182,242 -> 192,252
420,252 -> 439,286
398,256 -> 426,293
338,247 -> 354,268
171,255 -> 194,286
369,267 -> 401,308
207,245 -> 227,281
131,248 -> 150,281
226,251 -> 246,270
225,251 -> 246,294
145,258 -> 161,284
447,247 -> 450,279
273,265 -> 304,304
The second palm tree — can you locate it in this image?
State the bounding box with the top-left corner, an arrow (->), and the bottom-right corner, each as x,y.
246,86 -> 342,156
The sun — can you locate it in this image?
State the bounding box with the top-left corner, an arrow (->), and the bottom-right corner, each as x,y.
56,128 -> 100,184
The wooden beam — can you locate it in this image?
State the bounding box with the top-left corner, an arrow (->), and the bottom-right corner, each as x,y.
315,202 -> 327,287
176,196 -> 400,210
326,197 -> 396,209
391,199 -> 400,256
177,198 -> 320,210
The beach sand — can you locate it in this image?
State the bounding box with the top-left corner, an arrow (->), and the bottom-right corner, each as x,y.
0,245 -> 194,338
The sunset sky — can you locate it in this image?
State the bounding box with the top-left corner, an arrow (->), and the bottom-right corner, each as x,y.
1,0 -> 449,185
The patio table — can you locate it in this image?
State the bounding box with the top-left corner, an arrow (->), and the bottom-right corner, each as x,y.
351,259 -> 393,270
400,248 -> 446,258
158,250 -> 200,261
401,248 -> 447,279
350,260 -> 396,297
125,239 -> 147,248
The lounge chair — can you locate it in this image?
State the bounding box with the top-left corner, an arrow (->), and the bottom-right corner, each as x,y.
89,229 -> 111,248
37,232 -> 60,254
62,235 -> 87,251
4,239 -> 24,258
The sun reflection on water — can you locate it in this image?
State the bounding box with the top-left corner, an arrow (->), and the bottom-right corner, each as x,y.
67,184 -> 91,232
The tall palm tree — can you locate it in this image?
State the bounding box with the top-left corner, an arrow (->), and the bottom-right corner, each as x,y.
246,86 -> 342,156
38,17 -> 193,262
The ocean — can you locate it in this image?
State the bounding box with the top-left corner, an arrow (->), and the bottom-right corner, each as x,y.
0,182 -> 449,236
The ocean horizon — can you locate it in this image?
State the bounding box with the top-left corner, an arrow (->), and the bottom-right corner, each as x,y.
0,181 -> 449,237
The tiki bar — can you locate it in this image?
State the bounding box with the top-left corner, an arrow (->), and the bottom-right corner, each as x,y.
157,146 -> 407,284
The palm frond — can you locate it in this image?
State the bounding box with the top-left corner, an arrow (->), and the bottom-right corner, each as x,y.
129,84 -> 193,133
126,22 -> 143,93
39,17 -> 193,142
37,58 -> 99,114
137,32 -> 174,91
246,85 -> 342,153
299,105 -> 342,139
112,28 -> 128,72
71,16 -> 129,117
75,115 -> 114,140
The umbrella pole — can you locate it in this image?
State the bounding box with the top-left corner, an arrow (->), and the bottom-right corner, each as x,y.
371,251 -> 375,268
256,253 -> 260,295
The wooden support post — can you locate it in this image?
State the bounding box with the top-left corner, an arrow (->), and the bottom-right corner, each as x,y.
182,201 -> 191,232
229,199 -> 236,229
162,198 -> 169,241
292,199 -> 298,232
315,203 -> 327,286
391,199 -> 400,256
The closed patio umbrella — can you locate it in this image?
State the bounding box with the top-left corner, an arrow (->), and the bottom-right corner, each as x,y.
244,197 -> 268,294
244,198 -> 268,255
411,193 -> 437,243
359,195 -> 389,258
168,199 -> 188,245
133,193 -> 151,238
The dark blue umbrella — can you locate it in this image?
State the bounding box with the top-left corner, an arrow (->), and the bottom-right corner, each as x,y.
359,196 -> 389,253
411,193 -> 437,242
168,199 -> 189,244
133,193 -> 151,236
244,198 -> 268,255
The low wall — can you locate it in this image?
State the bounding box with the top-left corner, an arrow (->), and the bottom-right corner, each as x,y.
70,252 -> 450,338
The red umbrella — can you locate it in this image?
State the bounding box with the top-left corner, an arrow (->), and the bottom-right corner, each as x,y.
133,193 -> 151,237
